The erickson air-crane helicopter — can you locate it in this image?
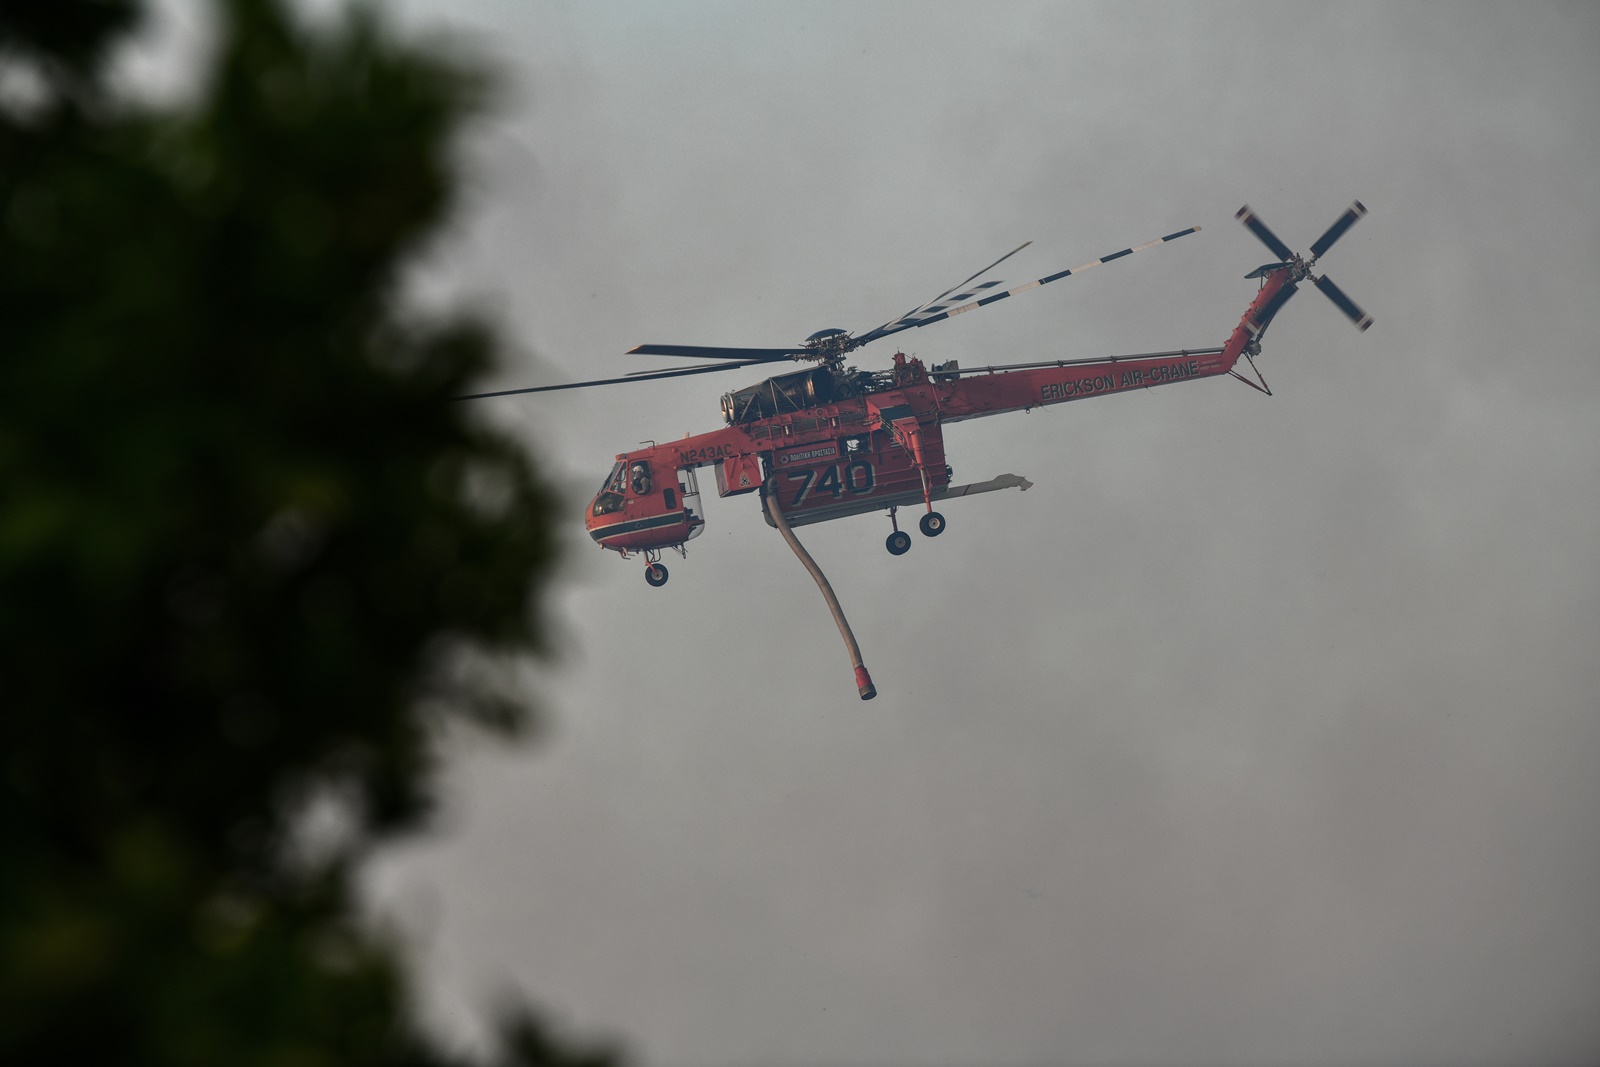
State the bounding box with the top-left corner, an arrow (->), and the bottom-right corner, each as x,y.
462,204 -> 1371,698
463,202 -> 1372,589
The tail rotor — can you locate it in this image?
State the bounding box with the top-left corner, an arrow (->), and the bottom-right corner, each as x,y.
1235,201 -> 1373,333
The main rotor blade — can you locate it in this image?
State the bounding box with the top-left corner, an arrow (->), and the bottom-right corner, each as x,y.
624,360 -> 760,376
1308,200 -> 1368,260
943,240 -> 1035,301
626,343 -> 803,361
1313,274 -> 1374,331
1235,205 -> 1294,262
866,240 -> 1035,341
856,226 -> 1201,347
454,358 -> 775,400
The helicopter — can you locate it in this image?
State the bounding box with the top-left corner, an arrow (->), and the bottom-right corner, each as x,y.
462,203 -> 1371,591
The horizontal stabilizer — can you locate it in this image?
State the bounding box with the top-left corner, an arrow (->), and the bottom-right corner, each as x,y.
764,473 -> 1032,529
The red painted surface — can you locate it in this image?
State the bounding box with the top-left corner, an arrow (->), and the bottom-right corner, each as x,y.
936,349 -> 1237,422
583,266 -> 1299,568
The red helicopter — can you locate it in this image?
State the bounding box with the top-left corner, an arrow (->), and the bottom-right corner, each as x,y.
464,202 -> 1371,586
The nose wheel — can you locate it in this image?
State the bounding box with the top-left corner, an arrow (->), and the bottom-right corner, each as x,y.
886,530 -> 912,555
644,562 -> 669,587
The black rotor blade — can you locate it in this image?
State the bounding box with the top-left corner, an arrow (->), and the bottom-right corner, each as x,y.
454,358 -> 775,400
1313,274 -> 1373,332
625,360 -> 748,376
1235,205 -> 1294,262
940,240 -> 1034,303
1251,279 -> 1301,335
626,343 -> 803,361
1308,200 -> 1368,260
861,241 -> 1034,345
856,226 -> 1201,348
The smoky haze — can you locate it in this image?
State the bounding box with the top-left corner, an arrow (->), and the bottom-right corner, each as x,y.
336,2 -> 1600,1064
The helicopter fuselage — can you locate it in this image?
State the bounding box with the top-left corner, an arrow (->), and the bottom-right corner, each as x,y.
584,326 -> 1269,563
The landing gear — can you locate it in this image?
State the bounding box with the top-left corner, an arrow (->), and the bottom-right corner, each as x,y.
884,506 -> 946,552
628,544 -> 683,587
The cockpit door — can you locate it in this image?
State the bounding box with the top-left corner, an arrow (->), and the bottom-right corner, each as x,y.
678,468 -> 705,540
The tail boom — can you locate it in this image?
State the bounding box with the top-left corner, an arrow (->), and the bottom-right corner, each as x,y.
935,347 -> 1236,422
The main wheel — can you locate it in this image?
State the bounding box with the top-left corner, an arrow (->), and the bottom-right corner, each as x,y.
885,530 -> 912,556
919,511 -> 946,537
644,562 -> 669,587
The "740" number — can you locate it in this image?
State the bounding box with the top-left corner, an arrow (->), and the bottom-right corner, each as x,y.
785,459 -> 875,507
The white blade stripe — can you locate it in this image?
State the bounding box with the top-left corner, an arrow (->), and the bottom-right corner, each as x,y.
890,228 -> 1198,329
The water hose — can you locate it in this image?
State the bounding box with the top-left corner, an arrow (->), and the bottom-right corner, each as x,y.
763,480 -> 876,700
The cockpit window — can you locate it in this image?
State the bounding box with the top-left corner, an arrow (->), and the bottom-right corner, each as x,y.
593,462 -> 627,516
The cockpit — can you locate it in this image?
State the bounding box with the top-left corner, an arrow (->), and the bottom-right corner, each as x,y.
588,458 -> 706,546
592,461 -> 627,516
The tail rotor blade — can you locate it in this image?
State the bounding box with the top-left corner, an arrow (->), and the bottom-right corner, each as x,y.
1308,200 -> 1368,260
1235,205 -> 1294,262
1313,274 -> 1373,332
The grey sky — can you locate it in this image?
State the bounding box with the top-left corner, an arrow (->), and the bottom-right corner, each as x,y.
308,2 -> 1600,1064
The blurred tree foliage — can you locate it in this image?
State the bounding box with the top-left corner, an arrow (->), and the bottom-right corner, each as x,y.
0,1 -> 614,1063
